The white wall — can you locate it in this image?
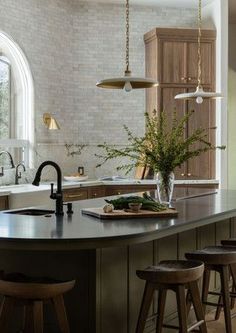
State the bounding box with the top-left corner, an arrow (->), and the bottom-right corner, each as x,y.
228,24 -> 236,189
0,0 -> 197,179
202,0 -> 228,188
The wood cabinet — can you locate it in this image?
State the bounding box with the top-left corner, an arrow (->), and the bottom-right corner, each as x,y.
88,186 -> 106,199
0,196 -> 9,210
63,188 -> 88,202
144,28 -> 216,180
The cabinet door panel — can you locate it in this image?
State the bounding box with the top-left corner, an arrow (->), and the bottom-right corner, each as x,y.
162,41 -> 186,83
187,94 -> 215,179
187,42 -> 212,85
161,87 -> 187,179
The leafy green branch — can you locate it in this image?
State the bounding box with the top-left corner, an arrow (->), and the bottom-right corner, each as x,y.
96,110 -> 225,174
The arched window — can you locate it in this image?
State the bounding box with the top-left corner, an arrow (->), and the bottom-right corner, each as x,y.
0,31 -> 34,167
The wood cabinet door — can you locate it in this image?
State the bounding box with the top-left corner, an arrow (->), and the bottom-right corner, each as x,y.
187,42 -> 213,86
160,87 -> 188,179
161,41 -> 186,84
187,92 -> 215,179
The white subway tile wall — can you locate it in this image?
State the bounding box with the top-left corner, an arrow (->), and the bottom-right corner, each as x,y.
0,0 -> 196,180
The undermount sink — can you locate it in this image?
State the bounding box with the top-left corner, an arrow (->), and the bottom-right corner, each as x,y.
4,209 -> 54,216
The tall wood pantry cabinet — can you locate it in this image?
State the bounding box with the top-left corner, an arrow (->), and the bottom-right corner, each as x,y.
144,28 -> 216,180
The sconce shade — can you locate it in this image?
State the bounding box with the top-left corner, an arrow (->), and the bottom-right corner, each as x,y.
43,113 -> 60,130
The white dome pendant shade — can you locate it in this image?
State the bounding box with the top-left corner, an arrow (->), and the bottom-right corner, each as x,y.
175,86 -> 223,104
96,0 -> 158,92
174,0 -> 222,104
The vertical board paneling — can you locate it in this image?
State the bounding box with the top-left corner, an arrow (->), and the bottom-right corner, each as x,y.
100,247 -> 128,333
157,235 -> 178,318
178,229 -> 197,259
129,242 -> 154,333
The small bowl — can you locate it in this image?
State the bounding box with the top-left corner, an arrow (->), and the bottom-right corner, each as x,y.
128,202 -> 142,212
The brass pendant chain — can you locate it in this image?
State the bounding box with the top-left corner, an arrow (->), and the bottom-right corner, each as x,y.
197,0 -> 202,87
125,0 -> 130,74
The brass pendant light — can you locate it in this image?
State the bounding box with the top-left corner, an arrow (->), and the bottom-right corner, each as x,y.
96,0 -> 158,92
175,0 -> 222,104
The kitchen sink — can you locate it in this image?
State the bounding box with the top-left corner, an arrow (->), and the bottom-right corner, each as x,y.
4,209 -> 54,216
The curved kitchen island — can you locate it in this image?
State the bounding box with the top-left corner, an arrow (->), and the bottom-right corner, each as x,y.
0,189 -> 235,333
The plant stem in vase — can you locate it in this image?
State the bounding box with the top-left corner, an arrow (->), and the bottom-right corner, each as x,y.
156,171 -> 174,206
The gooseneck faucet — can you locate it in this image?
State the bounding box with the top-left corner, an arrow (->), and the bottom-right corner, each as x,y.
0,151 -> 15,169
32,161 -> 64,216
15,163 -> 26,185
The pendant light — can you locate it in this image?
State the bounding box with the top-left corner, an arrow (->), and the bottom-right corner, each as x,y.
96,0 -> 158,92
175,0 -> 222,104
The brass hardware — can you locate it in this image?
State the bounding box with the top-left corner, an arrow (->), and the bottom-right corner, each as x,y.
93,193 -> 97,197
188,77 -> 192,81
181,77 -> 187,81
43,113 -> 60,130
181,173 -> 185,177
66,194 -> 83,199
187,173 -> 192,177
117,192 -> 121,195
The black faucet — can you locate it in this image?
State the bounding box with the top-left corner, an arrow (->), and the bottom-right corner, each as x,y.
15,163 -> 26,185
32,161 -> 64,216
0,151 -> 15,172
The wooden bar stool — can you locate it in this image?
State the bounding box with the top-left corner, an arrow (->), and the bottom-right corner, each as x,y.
186,246 -> 236,333
0,272 -> 75,333
136,260 -> 207,333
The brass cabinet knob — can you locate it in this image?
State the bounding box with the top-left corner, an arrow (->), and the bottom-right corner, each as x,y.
188,77 -> 192,81
187,173 -> 192,177
93,193 -> 97,197
181,77 -> 187,81
181,173 -> 185,177
117,192 -> 121,195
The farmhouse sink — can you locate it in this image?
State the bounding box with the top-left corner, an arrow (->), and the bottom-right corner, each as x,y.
4,209 -> 54,216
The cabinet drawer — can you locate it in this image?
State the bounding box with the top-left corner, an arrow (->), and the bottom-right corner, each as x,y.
105,185 -> 156,197
88,186 -> 105,199
0,196 -> 9,210
63,188 -> 88,202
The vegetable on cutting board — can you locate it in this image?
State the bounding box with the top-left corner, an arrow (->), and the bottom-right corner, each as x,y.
105,192 -> 167,212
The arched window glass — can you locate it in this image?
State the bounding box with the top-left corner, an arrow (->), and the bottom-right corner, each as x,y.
0,55 -> 11,139
0,32 -> 34,168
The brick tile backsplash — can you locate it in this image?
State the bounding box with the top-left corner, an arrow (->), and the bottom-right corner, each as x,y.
0,0 -> 196,179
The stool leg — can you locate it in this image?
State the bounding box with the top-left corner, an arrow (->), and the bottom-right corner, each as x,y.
215,294 -> 222,320
155,288 -> 167,333
189,281 -> 207,333
220,265 -> 232,333
230,264 -> 236,309
33,301 -> 43,333
136,282 -> 155,333
52,295 -> 70,333
0,296 -> 14,332
176,285 -> 188,333
201,268 -> 210,314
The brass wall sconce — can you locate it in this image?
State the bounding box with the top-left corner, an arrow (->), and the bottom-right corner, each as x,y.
43,113 -> 60,130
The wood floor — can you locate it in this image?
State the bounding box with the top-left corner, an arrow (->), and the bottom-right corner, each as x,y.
206,309 -> 236,332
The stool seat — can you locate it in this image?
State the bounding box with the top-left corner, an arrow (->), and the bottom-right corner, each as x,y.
221,239 -> 236,247
0,272 -> 75,299
186,246 -> 236,265
137,260 -> 204,284
136,260 -> 207,333
0,272 -> 75,333
186,246 -> 236,333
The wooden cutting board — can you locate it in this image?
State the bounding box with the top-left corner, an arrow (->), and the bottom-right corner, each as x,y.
81,207 -> 178,219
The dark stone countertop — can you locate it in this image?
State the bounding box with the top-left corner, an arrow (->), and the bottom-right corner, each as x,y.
0,189 -> 234,251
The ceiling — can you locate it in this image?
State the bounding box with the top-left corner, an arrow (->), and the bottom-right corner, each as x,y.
83,0 -> 236,22
83,0 -> 213,7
